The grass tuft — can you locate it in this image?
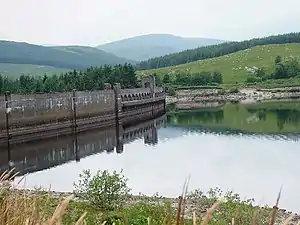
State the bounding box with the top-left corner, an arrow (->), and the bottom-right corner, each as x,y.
0,169 -> 299,225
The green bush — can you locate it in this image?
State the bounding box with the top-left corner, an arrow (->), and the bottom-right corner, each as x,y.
73,169 -> 131,211
166,86 -> 176,96
123,200 -> 171,225
228,87 -> 239,93
217,89 -> 226,95
245,76 -> 263,84
186,187 -> 271,225
171,85 -> 221,90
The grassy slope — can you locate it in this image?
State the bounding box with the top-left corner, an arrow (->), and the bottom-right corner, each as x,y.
0,63 -> 69,78
0,41 -> 135,77
50,45 -> 102,53
0,45 -> 136,78
138,43 -> 300,87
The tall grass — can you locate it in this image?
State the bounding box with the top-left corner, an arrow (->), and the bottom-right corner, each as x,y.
0,169 -> 86,225
0,169 -> 298,225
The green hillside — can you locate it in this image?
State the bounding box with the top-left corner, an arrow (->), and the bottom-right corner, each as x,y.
137,32 -> 300,70
138,43 -> 300,86
50,45 -> 113,56
0,41 -> 135,73
0,63 -> 68,78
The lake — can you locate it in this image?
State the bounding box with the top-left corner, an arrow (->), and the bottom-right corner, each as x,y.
2,100 -> 300,213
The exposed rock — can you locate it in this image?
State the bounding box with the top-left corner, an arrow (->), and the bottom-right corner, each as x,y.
166,87 -> 300,108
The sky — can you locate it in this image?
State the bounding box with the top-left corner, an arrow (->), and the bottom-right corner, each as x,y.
1,0 -> 300,46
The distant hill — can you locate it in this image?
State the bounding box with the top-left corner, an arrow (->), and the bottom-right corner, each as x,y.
137,32 -> 300,70
0,41 -> 135,73
138,43 -> 300,85
97,34 -> 226,61
0,63 -> 69,78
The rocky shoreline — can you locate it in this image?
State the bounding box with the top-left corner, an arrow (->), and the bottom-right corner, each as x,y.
167,87 -> 300,109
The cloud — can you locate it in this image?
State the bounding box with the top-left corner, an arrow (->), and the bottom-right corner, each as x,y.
0,0 -> 299,45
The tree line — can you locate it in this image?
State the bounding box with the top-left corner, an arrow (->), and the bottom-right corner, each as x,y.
246,56 -> 300,83
0,63 -> 137,94
137,32 -> 300,70
156,71 -> 223,87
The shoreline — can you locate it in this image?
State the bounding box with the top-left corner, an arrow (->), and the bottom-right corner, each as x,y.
7,186 -> 300,223
166,86 -> 300,109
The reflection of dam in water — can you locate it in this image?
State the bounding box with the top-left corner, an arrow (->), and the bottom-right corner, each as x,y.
1,104 -> 299,178
0,114 -> 167,176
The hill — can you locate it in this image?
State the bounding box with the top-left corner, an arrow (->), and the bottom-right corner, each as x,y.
0,63 -> 69,78
97,34 -> 226,61
137,32 -> 300,70
138,43 -> 300,85
0,41 -> 135,73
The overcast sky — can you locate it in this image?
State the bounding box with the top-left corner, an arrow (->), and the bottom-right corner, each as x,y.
1,0 -> 299,46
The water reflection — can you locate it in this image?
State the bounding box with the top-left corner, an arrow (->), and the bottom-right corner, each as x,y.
168,101 -> 300,134
246,107 -> 300,131
1,101 -> 300,213
12,124 -> 300,213
0,114 -> 167,176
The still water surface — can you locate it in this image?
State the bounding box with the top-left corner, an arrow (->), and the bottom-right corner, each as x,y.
5,101 -> 300,212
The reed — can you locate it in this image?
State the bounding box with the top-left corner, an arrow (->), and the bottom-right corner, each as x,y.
0,169 -> 86,225
0,169 -> 299,225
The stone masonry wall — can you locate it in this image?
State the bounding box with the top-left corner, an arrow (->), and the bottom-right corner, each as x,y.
0,80 -> 166,144
0,90 -> 115,131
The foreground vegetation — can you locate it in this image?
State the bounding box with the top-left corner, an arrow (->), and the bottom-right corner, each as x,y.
0,169 -> 297,225
138,44 -> 300,88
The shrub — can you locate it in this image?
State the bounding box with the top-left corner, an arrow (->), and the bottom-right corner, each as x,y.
217,89 -> 226,95
73,169 -> 131,211
245,76 -> 263,84
228,87 -> 239,93
123,200 -> 171,225
166,86 -> 176,96
212,71 -> 223,84
163,73 -> 170,84
186,187 -> 272,225
171,85 -> 221,90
